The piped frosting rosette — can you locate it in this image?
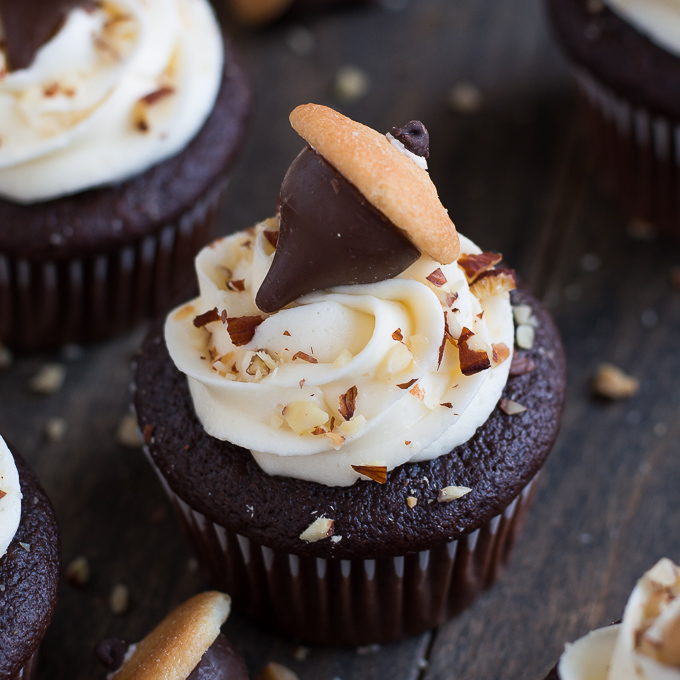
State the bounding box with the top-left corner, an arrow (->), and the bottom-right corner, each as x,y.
559,558 -> 680,680
0,0 -> 223,202
605,0 -> 680,58
165,223 -> 514,487
0,434 -> 22,558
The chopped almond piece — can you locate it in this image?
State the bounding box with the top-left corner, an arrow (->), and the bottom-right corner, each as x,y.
426,268 -> 447,287
458,252 -> 502,282
592,363 -> 639,400
409,384 -> 425,400
299,517 -> 334,543
392,328 -> 404,342
397,378 -> 417,390
406,496 -> 417,508
282,402 -> 329,435
351,464 -> 387,484
193,307 -> 220,328
263,230 -> 279,249
509,355 -> 536,376
437,486 -> 472,502
226,279 -> 246,292
226,315 -> 264,346
457,327 -> 491,376
339,386 -> 358,421
292,351 -> 318,364
500,398 -> 527,415
470,268 -> 516,300
491,343 -> 510,366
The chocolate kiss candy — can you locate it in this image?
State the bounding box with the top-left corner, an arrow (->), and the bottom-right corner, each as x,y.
0,0 -> 86,71
255,147 -> 420,314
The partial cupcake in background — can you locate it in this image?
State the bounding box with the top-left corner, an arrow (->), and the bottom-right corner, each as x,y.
135,104 -> 566,645
95,591 -> 248,680
546,0 -> 680,243
227,0 -> 372,27
0,434 -> 61,679
544,558 -> 680,680
0,0 -> 251,350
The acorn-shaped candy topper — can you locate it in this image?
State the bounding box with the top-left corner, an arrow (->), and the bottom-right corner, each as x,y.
95,592 -> 249,680
255,104 -> 460,313
0,0 -> 85,71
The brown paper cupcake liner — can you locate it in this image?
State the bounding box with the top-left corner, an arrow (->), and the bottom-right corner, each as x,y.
148,448 -> 538,645
12,650 -> 39,680
0,178 -> 227,350
573,67 -> 680,241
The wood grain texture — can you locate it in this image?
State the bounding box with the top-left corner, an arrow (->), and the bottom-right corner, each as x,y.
1,0 -> 679,679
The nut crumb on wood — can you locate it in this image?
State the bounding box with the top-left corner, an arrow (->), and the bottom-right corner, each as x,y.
30,363 -> 66,395
334,65 -> 369,102
291,645 -> 309,661
256,662 -> 300,680
116,413 -> 144,448
592,363 -> 639,400
0,344 -> 12,370
437,486 -> 471,502
45,417 -> 67,442
448,82 -> 483,113
109,583 -> 130,615
299,516 -> 334,543
65,556 -> 91,586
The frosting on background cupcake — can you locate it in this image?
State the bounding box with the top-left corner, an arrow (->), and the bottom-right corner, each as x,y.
558,558 -> 680,680
0,0 -> 223,203
0,434 -> 21,558
605,1 -> 680,57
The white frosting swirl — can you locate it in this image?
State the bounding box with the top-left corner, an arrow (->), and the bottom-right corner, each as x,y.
0,0 -> 223,203
605,0 -> 680,57
559,558 -> 680,680
165,220 -> 514,487
0,435 -> 22,559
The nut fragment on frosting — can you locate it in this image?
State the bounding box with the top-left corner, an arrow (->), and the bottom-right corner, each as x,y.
0,0 -> 224,202
558,558 -> 680,680
0,435 -> 22,559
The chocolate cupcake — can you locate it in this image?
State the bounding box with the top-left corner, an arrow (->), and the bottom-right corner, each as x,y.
95,591 -> 248,679
135,104 -> 566,644
543,558 -> 680,680
546,0 -> 680,242
227,0 -> 372,27
0,435 -> 61,679
0,0 -> 251,350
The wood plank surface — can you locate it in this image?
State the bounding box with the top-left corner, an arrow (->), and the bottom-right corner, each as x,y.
1,0 -> 679,679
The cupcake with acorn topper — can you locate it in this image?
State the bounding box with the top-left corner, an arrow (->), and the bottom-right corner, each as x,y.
96,592 -> 248,680
544,558 -> 680,680
0,0 -> 251,349
0,434 -> 60,679
135,104 -> 566,644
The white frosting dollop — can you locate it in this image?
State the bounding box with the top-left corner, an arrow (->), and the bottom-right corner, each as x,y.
0,435 -> 22,559
0,0 -> 223,203
559,558 -> 680,680
165,220 -> 515,487
605,0 -> 680,57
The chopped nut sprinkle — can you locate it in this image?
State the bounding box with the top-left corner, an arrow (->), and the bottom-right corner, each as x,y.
292,351 -> 318,364
392,328 -> 404,342
30,363 -> 66,395
19,542 -> 31,552
500,398 -> 527,415
509,355 -> 536,377
226,315 -> 265,346
117,413 -> 143,448
397,378 -> 417,390
458,252 -> 502,282
592,363 -> 639,400
406,496 -> 418,508
339,386 -> 358,421
426,268 -> 447,287
437,486 -> 471,502
351,464 -> 387,484
458,327 -> 491,376
193,307 -> 220,328
0,490 -> 6,500
65,556 -> 91,587
299,517 -> 334,543
257,662 -> 301,680
44,417 -> 67,443
226,279 -> 246,292
109,583 -> 130,615
515,324 -> 535,350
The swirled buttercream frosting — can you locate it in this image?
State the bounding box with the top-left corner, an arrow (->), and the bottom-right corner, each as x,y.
559,558 -> 680,680
165,223 -> 515,487
605,0 -> 680,58
0,435 -> 22,558
0,0 -> 223,202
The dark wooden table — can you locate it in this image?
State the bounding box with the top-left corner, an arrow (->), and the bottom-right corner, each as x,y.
2,1 -> 680,678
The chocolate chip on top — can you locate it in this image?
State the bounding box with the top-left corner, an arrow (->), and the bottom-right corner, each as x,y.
391,121 -> 430,158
